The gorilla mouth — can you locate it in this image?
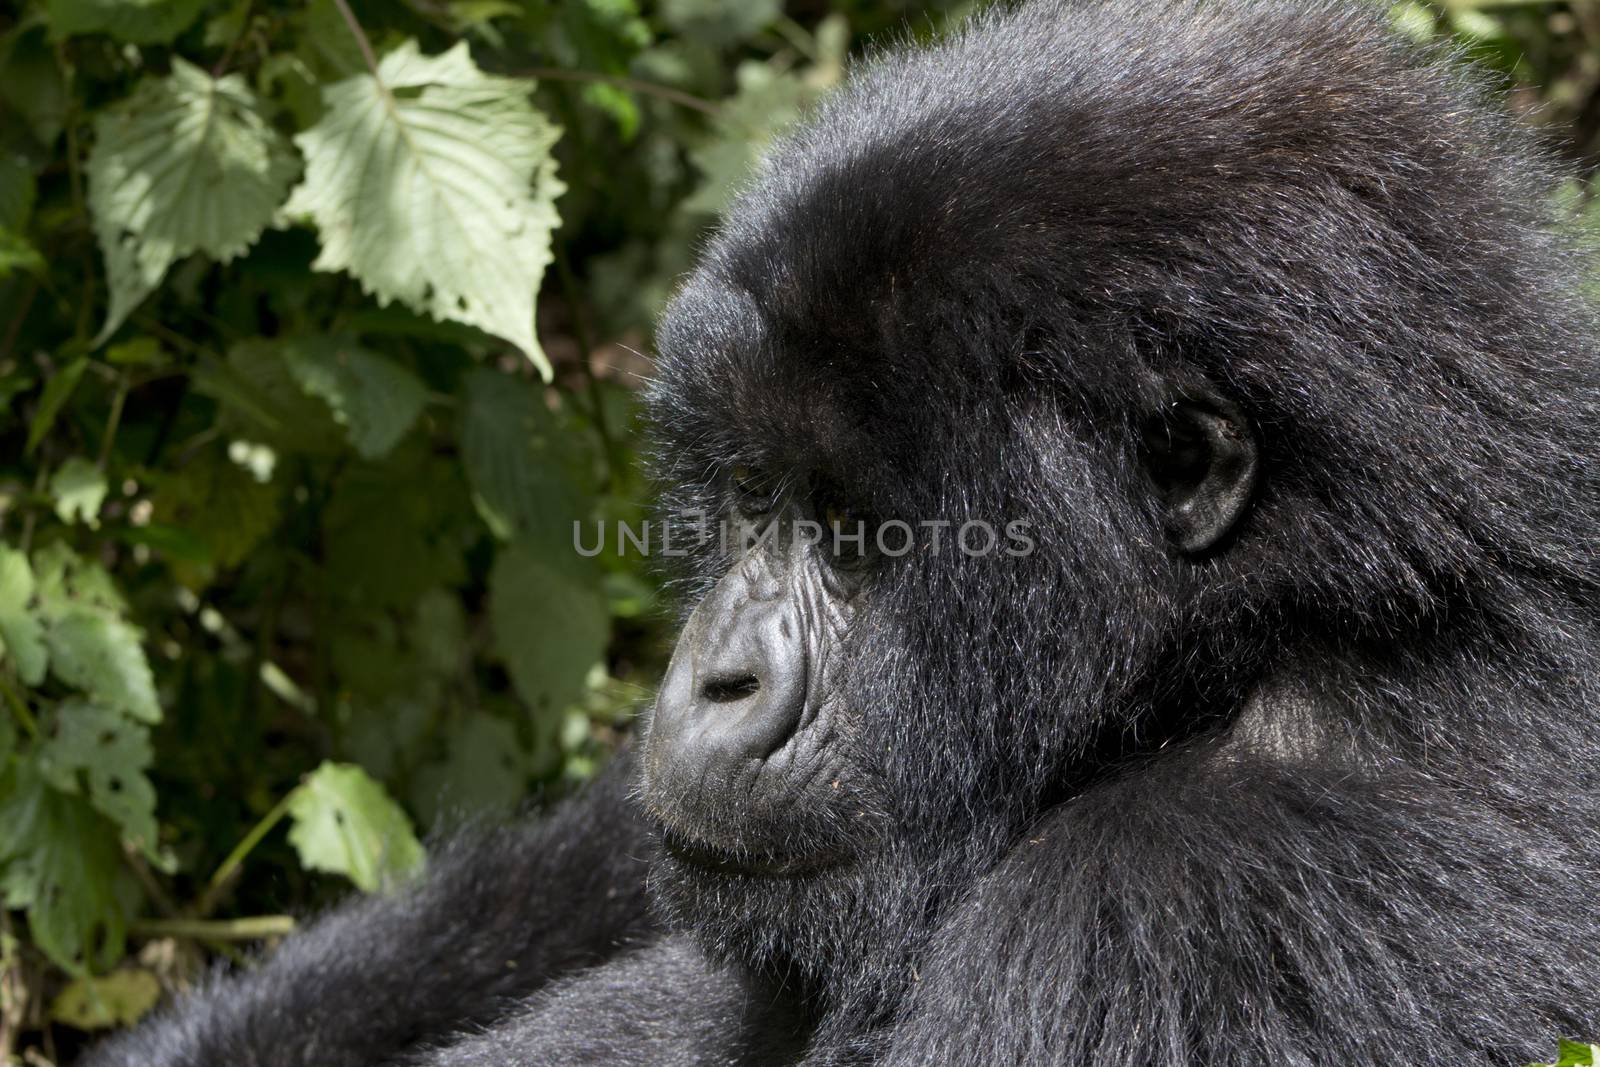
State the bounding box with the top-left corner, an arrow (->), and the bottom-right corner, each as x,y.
659,827 -> 838,878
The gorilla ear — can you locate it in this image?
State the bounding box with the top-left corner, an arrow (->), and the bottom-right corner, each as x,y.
1141,388 -> 1258,555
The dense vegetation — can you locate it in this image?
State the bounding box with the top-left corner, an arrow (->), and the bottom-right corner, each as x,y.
0,0 -> 1592,1061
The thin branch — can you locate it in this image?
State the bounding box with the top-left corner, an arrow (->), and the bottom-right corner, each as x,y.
130,916 -> 296,942
329,0 -> 383,82
198,788 -> 298,917
96,372 -> 129,470
514,68 -> 721,117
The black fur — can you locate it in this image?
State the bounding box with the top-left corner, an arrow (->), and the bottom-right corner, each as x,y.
88,0 -> 1600,1064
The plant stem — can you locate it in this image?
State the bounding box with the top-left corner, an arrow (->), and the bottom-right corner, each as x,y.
515,67 -> 721,117
0,677 -> 39,740
553,245 -> 617,492
97,372 -> 128,470
198,788 -> 299,917
329,0 -> 382,82
130,916 -> 295,942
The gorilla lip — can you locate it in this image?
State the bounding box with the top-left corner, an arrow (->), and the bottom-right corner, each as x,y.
658,826 -> 838,878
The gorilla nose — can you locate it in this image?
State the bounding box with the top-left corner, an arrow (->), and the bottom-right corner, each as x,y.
649,567 -> 808,781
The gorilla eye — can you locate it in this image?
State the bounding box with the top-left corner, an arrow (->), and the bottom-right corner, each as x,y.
818,496 -> 875,570
730,464 -> 775,514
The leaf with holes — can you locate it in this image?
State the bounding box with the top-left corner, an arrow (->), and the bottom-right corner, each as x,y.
87,58 -> 297,344
0,759 -> 131,972
281,336 -> 428,459
286,762 -> 424,892
45,612 -> 160,724
0,546 -> 47,686
49,969 -> 162,1030
32,544 -> 127,620
37,701 -> 161,862
282,41 -> 565,377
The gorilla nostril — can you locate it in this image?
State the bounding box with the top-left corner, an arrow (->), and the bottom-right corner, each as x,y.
701,673 -> 761,704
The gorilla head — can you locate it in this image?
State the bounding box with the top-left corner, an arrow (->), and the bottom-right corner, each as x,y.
638,0 -> 1600,1049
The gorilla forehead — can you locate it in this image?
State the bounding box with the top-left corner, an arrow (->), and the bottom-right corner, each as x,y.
656,0 -> 1511,453
694,0 -> 1458,331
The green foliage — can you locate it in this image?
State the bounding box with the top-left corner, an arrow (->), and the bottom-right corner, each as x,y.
1531,1040 -> 1600,1067
0,0 -> 960,1053
285,761 -> 424,893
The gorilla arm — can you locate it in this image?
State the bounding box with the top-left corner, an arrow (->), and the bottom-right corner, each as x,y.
83,750 -> 661,1067
392,935 -> 809,1067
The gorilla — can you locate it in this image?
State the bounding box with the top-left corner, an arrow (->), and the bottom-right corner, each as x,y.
89,0 -> 1600,1064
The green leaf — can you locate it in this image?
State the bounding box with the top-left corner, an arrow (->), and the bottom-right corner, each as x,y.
32,544 -> 128,619
45,0 -> 205,43
489,542 -> 608,717
193,340 -> 345,456
0,547 -> 47,686
0,153 -> 36,232
0,759 -> 131,972
37,701 -> 161,860
87,58 -> 298,344
46,611 -> 161,724
280,336 -> 428,459
323,447 -> 471,609
410,712 -> 526,822
151,445 -> 282,572
658,0 -> 780,45
1556,1039 -> 1600,1066
0,229 -> 46,278
282,41 -> 565,377
460,369 -> 586,543
286,762 -> 425,892
0,27 -> 68,146
104,337 -> 167,366
50,457 -> 108,528
27,357 -> 88,455
49,969 -> 162,1030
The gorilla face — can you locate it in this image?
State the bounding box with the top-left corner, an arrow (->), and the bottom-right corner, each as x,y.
638,249 -> 1261,1001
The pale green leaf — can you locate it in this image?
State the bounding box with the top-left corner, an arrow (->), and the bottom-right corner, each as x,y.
0,546 -> 47,686
282,41 -> 565,377
286,762 -> 425,892
88,58 -> 298,344
281,336 -> 428,459
37,701 -> 160,859
32,544 -> 128,619
50,457 -> 108,528
49,969 -> 162,1030
46,611 -> 161,724
489,543 -> 608,717
46,0 -> 205,43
